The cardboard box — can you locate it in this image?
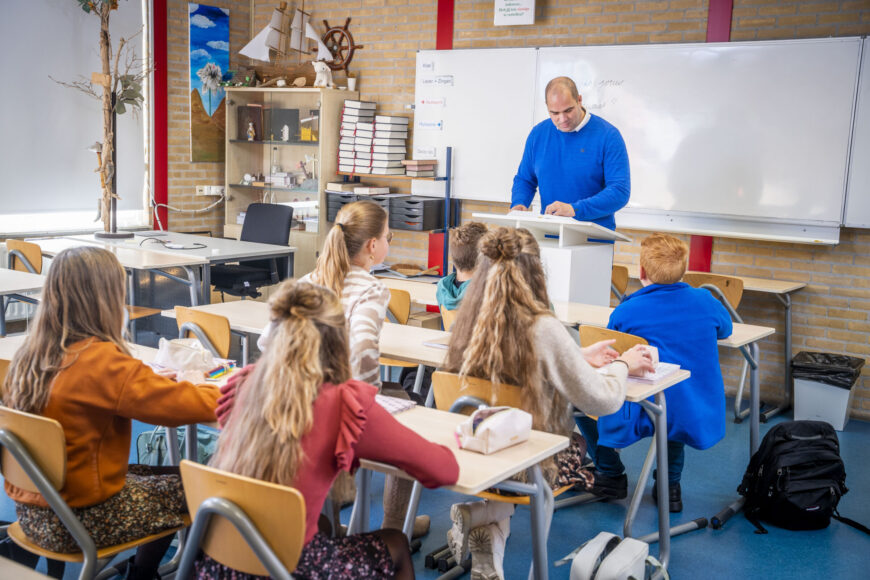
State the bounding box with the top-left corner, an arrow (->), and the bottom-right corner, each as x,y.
408,311 -> 442,330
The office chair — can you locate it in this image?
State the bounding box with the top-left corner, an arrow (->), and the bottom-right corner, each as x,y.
210,203 -> 293,300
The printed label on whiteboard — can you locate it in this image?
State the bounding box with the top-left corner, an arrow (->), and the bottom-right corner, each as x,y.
415,147 -> 437,158
421,75 -> 454,87
417,120 -> 443,131
419,97 -> 446,107
421,61 -> 435,72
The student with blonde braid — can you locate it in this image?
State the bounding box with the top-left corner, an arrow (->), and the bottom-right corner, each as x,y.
443,227 -> 653,580
3,247 -> 220,580
258,200 -> 430,537
203,281 -> 459,580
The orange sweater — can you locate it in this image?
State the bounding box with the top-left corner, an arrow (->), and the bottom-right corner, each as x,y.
6,339 -> 220,508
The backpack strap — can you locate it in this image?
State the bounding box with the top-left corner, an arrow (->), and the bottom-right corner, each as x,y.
833,510 -> 870,536
591,536 -> 623,579
745,507 -> 768,535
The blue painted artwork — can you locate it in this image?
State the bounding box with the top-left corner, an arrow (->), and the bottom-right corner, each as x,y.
189,3 -> 229,162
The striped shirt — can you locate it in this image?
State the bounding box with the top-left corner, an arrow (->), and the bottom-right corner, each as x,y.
300,267 -> 390,387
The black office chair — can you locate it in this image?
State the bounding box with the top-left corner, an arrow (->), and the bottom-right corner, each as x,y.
211,203 -> 293,299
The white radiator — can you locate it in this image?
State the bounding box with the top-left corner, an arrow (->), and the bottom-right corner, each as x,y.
1,242 -> 38,322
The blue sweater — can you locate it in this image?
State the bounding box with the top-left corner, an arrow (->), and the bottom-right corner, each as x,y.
597,283 -> 733,450
511,114 -> 630,230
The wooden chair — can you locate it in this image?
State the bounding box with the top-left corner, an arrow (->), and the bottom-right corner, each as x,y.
175,460 -> 305,580
175,306 -> 232,359
379,289 -> 420,385
577,326 -> 649,422
682,272 -> 750,421
440,305 -> 457,331
0,407 -> 188,580
610,264 -> 630,302
6,240 -> 42,274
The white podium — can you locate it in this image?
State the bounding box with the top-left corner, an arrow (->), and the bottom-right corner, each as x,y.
472,212 -> 630,306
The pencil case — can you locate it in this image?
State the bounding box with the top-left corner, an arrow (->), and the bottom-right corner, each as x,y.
454,406 -> 532,455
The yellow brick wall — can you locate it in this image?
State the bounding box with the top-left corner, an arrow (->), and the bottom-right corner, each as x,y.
231,0 -> 870,418
165,0 -> 250,234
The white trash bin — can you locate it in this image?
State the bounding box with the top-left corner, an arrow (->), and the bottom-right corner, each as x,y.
792,352 -> 864,431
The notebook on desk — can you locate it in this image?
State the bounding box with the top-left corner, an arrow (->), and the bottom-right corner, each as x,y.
375,394 -> 416,415
633,362 -> 681,383
422,336 -> 450,350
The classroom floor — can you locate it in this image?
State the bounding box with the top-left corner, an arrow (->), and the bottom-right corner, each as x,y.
3,405 -> 868,579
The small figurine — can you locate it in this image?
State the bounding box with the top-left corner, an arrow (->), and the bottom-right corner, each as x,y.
246,122 -> 256,141
281,124 -> 290,142
312,60 -> 334,88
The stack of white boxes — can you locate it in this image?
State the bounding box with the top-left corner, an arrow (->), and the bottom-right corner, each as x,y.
338,100 -> 376,174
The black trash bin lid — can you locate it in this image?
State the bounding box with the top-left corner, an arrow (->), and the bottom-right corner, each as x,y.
791,351 -> 865,390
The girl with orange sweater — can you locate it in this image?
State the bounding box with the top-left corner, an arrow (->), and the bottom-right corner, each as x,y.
2,247 -> 220,580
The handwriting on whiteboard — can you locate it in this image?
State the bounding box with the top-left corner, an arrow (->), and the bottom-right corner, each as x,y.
420,75 -> 455,87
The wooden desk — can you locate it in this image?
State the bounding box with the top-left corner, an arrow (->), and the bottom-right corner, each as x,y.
71,232 -> 296,305
0,334 -> 158,365
0,556 -> 52,579
616,262 -> 805,420
0,269 -> 44,336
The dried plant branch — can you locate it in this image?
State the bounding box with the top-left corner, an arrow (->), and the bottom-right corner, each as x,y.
48,75 -> 101,100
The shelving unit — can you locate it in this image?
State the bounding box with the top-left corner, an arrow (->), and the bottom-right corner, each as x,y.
223,87 -> 357,276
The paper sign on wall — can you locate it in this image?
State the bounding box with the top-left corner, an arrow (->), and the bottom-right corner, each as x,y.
494,0 -> 535,26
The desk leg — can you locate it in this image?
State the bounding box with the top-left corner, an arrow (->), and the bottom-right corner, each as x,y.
186,424 -> 199,462
412,364 -> 426,396
201,264 -> 211,305
347,468 -> 372,535
0,296 -> 6,337
403,481 -> 423,541
527,465 -> 553,580
165,427 -> 182,466
762,293 -> 793,422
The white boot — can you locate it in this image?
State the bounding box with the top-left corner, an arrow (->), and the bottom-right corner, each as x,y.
447,500 -> 514,562
468,517 -> 510,580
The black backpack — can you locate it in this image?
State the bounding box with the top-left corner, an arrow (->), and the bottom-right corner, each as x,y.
737,420 -> 868,535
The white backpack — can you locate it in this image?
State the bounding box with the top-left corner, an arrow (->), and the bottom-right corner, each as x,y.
556,532 -> 668,580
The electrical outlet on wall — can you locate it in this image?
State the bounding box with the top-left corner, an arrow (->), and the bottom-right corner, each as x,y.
196,185 -> 225,196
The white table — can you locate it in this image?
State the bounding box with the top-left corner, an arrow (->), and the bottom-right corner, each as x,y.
70,232 -> 296,304
350,405 -> 569,580
36,237 -> 209,307
0,269 -> 45,336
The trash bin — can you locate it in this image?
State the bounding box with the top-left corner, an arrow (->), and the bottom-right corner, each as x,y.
791,351 -> 864,430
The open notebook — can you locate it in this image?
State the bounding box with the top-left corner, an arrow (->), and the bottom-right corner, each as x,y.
375,394 -> 416,415
597,361 -> 681,383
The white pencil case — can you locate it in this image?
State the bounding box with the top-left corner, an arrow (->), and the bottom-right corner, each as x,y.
454,406 -> 532,455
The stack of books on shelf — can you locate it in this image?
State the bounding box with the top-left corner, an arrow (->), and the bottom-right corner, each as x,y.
370,114 -> 409,175
338,100 -> 377,174
401,159 -> 437,178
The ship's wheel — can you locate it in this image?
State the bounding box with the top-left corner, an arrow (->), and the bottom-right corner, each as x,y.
321,18 -> 362,71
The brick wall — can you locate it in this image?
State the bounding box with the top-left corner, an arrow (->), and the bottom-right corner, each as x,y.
165,0 -> 250,233
232,0 -> 870,418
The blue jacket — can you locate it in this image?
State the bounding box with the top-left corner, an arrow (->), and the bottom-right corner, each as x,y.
597,283 -> 733,450
511,114 -> 630,231
436,272 -> 470,311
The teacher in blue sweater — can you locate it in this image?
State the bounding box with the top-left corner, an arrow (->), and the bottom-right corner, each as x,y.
511,77 -> 630,230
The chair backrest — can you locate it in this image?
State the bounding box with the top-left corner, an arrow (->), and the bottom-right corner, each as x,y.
6,239 -> 42,274
179,460 -> 306,575
578,326 -> 648,353
682,272 -> 744,311
387,288 -> 411,325
440,305 -> 457,331
0,359 -> 9,385
0,406 -> 66,493
240,203 -> 294,246
611,264 -> 629,296
175,306 -> 232,359
240,203 -> 293,279
431,371 -> 524,413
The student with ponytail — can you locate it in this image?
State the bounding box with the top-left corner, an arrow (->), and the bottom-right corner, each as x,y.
443,227 -> 653,580
204,281 -> 458,580
2,247 -> 220,580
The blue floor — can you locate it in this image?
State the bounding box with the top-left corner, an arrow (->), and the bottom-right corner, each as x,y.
3,408 -> 869,579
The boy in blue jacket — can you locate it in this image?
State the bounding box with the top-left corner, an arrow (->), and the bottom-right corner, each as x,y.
577,233 -> 733,512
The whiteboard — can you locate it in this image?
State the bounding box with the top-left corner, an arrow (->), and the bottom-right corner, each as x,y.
413,39 -> 863,244
845,37 -> 870,228
411,49 -> 537,199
